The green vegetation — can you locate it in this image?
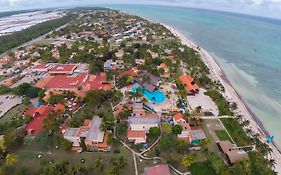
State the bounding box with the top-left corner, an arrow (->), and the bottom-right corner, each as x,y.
191,161 -> 217,175
215,130 -> 232,142
205,90 -> 233,116
0,83 -> 42,98
0,14 -> 76,54
0,104 -> 29,124
220,118 -> 251,146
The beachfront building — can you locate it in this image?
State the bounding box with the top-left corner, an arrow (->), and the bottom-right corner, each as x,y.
63,116 -> 110,152
178,74 -> 199,95
217,141 -> 249,165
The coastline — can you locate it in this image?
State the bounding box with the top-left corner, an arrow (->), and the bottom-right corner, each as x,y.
161,23 -> 281,173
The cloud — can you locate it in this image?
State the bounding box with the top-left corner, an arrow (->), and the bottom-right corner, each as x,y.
0,0 -> 280,19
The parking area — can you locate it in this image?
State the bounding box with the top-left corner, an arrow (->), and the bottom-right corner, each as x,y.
0,95 -> 22,118
11,72 -> 47,88
187,88 -> 219,116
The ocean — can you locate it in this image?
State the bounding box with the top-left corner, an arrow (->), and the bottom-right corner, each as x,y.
106,5 -> 281,148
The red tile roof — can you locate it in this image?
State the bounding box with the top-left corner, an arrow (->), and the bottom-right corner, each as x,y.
118,67 -> 139,77
173,113 -> 185,122
83,73 -> 112,91
83,119 -> 92,127
45,73 -> 88,90
127,128 -> 146,139
49,64 -> 77,74
25,105 -> 54,135
144,164 -> 171,175
178,75 -> 199,93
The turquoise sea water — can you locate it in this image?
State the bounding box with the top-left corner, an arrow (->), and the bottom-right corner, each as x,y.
132,86 -> 165,103
106,5 -> 281,148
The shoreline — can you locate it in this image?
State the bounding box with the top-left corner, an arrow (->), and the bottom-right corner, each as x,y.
161,23 -> 281,173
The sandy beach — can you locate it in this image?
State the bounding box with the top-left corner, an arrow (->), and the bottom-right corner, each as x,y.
162,23 -> 281,173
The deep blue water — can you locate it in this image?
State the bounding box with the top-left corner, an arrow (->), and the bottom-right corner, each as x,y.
106,5 -> 281,148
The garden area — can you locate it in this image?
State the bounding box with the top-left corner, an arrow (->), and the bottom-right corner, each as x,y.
215,130 -> 233,143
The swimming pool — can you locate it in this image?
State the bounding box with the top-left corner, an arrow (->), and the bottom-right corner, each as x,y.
132,86 -> 165,103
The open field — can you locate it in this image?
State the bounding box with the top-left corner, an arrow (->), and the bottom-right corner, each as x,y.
16,140 -> 135,175
215,130 -> 233,142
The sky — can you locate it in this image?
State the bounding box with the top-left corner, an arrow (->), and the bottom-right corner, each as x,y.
0,0 -> 281,19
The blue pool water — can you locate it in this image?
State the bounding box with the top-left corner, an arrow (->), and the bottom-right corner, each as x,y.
132,86 -> 165,103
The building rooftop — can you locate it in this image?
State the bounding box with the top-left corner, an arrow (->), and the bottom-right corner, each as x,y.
128,116 -> 159,125
143,164 -> 171,175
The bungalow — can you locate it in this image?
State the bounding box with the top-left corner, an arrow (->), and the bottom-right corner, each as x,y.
143,164 -> 171,175
127,128 -> 146,144
217,141 -> 249,165
63,116 -> 110,152
178,74 -> 199,95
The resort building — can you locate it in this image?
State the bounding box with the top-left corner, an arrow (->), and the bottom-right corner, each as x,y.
22,104 -> 64,135
178,74 -> 199,95
217,141 -> 249,165
136,72 -> 162,92
49,64 -> 77,75
127,104 -> 159,144
32,64 -> 52,72
63,116 -> 110,152
143,164 -> 171,175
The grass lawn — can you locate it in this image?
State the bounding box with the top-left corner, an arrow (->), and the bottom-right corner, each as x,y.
190,161 -> 217,175
0,103 -> 28,124
215,130 -> 233,143
220,118 -> 251,146
15,140 -> 135,175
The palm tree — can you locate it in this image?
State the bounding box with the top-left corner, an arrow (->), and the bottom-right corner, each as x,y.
195,106 -> 203,114
269,159 -> 276,168
182,155 -> 194,167
6,154 -> 17,166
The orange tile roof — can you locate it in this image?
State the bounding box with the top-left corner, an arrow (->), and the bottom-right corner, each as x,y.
178,75 -> 199,93
36,76 -> 54,89
54,103 -> 65,112
173,113 -> 185,122
97,132 -> 110,148
36,105 -> 48,115
127,128 -> 146,139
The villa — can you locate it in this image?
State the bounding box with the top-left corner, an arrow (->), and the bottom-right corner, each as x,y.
178,74 -> 199,95
63,116 -> 110,152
